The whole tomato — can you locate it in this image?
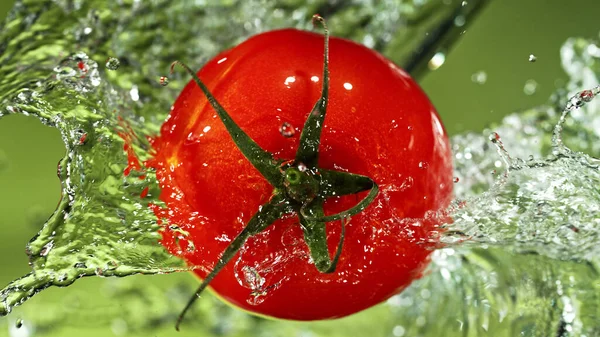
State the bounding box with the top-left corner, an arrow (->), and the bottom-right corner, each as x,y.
149,17 -> 453,327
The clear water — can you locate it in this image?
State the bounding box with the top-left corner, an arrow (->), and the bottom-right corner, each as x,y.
1,0 -> 600,336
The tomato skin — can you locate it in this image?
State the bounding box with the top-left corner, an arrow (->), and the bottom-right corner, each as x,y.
149,29 -> 453,320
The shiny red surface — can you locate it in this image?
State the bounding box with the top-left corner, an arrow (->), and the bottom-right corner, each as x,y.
149,29 -> 453,320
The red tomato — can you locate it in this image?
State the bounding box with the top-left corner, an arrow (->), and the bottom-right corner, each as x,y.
149,26 -> 453,322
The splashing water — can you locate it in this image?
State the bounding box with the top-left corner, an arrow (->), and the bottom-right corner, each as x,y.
1,0 -> 600,336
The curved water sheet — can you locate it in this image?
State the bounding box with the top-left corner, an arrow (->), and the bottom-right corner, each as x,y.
0,0 -> 502,333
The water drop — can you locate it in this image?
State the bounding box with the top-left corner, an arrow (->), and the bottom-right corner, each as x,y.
392,325 -> 406,337
159,76 -> 169,86
279,122 -> 295,138
461,1 -> 468,6
72,128 -> 88,145
428,52 -> 446,70
40,240 -> 54,257
454,15 -> 466,27
15,318 -> 23,329
418,161 -> 429,169
129,85 -> 139,101
105,57 -> 120,70
453,177 -> 460,183
528,54 -> 537,62
471,71 -> 487,85
489,132 -> 513,168
240,265 -> 265,290
523,79 -> 538,95
74,262 -> 87,269
111,318 -> 128,336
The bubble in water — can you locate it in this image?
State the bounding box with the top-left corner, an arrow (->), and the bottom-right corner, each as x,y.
528,54 -> 537,62
159,76 -> 169,86
105,57 -> 120,70
523,79 -> 538,95
279,122 -> 295,138
471,71 -> 487,85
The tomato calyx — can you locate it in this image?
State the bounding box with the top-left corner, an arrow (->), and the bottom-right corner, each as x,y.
171,15 -> 380,330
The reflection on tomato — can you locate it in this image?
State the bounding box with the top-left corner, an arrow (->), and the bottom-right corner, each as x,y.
149,22 -> 453,323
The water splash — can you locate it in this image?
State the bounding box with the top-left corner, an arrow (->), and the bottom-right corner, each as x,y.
1,0 -> 599,336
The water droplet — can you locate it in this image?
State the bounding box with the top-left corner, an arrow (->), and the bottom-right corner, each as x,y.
129,85 -> 139,101
40,240 -> 54,257
454,15 -> 466,27
471,71 -> 487,84
15,319 -> 23,329
72,128 -> 88,145
240,265 -> 265,290
418,161 -> 429,169
453,177 -> 460,183
159,76 -> 169,86
105,57 -> 120,70
563,88 -> 598,111
111,318 -> 128,336
281,225 -> 302,246
279,122 -> 295,138
523,79 -> 538,95
461,1 -> 468,6
428,52 -> 446,70
528,54 -> 537,62
392,325 -> 406,337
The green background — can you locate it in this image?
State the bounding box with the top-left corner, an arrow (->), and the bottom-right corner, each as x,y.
0,0 -> 599,336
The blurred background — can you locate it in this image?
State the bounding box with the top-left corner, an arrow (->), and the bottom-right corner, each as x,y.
0,0 -> 599,336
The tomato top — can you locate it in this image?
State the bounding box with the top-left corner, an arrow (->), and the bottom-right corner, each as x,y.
149,21 -> 453,326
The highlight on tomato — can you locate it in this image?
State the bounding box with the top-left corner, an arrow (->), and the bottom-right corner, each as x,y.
148,15 -> 454,329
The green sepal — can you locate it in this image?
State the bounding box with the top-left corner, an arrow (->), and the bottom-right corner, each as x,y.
298,201 -> 346,274
319,169 -> 375,197
175,192 -> 291,330
303,181 -> 379,222
170,61 -> 284,188
295,16 -> 330,168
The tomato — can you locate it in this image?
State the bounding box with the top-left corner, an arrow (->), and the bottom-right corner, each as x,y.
149,17 -> 453,327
